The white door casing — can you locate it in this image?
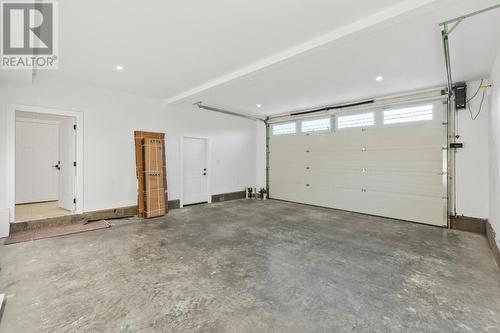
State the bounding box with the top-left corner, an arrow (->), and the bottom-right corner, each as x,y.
182,137 -> 209,206
15,119 -> 59,204
58,117 -> 76,211
269,100 -> 447,227
6,104 -> 84,225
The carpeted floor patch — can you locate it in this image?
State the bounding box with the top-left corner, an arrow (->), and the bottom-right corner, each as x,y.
4,220 -> 111,245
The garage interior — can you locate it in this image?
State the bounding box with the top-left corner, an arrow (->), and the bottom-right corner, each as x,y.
1,1 -> 500,332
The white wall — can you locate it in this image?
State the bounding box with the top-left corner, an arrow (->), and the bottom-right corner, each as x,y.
489,48 -> 500,249
0,79 -> 259,237
255,121 -> 267,188
455,80 -> 490,219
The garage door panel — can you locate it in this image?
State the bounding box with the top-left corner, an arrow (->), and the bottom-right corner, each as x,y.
269,151 -> 310,168
271,149 -> 442,168
302,170 -> 442,197
269,167 -> 307,184
269,101 -> 446,227
271,169 -> 443,198
271,139 -> 364,152
269,181 -> 365,212
362,126 -> 442,146
269,181 -> 312,204
270,184 -> 444,226
360,191 -> 445,225
301,152 -> 442,172
309,185 -> 443,220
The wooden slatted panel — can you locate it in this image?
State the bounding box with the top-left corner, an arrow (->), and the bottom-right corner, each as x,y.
143,138 -> 166,217
134,131 -> 168,218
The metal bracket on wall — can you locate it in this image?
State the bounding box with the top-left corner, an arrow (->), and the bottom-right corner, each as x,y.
193,102 -> 266,123
440,2 -> 500,97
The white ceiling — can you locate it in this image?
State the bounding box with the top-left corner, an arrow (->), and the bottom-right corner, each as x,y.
30,0 -> 403,96
2,0 -> 500,116
184,0 -> 500,116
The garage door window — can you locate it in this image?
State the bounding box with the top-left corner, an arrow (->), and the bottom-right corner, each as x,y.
337,112 -> 374,129
272,122 -> 296,135
301,117 -> 331,133
384,105 -> 433,124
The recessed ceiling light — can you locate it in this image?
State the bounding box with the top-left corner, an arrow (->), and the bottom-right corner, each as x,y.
115,65 -> 124,71
257,104 -> 262,108
376,76 -> 384,82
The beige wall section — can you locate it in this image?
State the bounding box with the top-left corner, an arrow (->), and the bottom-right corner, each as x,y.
0,79 -> 259,237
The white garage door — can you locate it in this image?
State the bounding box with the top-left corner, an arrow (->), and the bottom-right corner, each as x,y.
269,100 -> 447,226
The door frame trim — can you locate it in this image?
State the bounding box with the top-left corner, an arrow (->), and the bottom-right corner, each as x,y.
6,104 -> 84,223
179,135 -> 211,208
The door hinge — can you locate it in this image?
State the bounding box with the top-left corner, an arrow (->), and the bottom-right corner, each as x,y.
73,198 -> 76,204
73,161 -> 77,167
73,124 -> 77,130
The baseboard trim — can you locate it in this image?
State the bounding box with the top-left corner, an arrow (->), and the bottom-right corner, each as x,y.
168,200 -> 180,210
211,191 -> 246,203
10,205 -> 140,233
486,222 -> 500,271
8,195 -> 239,234
450,215 -> 487,234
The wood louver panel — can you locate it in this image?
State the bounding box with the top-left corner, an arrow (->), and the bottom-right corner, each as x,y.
143,137 -> 166,217
134,131 -> 168,218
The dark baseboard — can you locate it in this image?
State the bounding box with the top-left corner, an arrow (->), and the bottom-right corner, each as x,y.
10,205 -> 139,233
486,221 -> 500,271
450,215 -> 487,234
9,195 -> 239,234
450,216 -> 499,272
168,200 -> 181,210
211,191 -> 246,203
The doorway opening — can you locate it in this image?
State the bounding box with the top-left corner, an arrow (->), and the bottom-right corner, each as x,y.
181,136 -> 211,208
14,111 -> 77,222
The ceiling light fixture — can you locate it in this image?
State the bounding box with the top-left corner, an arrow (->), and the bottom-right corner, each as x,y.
115,65 -> 124,71
257,104 -> 262,108
376,76 -> 384,82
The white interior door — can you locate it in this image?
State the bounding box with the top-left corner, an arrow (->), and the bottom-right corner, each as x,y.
269,101 -> 447,227
183,137 -> 209,205
16,120 -> 59,204
58,117 -> 76,211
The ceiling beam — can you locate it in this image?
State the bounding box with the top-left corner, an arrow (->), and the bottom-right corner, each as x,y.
164,0 -> 438,105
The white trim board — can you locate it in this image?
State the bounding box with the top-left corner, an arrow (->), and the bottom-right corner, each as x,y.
16,117 -> 60,125
179,135 -> 212,208
6,104 -> 84,224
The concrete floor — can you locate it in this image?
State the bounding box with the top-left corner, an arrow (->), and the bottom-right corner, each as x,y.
0,199 -> 499,332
